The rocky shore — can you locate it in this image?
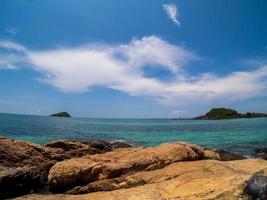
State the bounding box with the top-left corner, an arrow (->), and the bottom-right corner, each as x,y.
1,136 -> 267,199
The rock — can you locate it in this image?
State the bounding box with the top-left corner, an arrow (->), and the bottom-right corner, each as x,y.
14,159 -> 267,200
204,149 -> 246,161
50,112 -> 71,117
254,148 -> 267,160
44,140 -> 131,160
0,137 -> 132,198
0,166 -> 41,199
111,141 -> 132,149
48,142 -> 205,193
45,140 -> 87,151
245,175 -> 267,200
0,137 -> 55,174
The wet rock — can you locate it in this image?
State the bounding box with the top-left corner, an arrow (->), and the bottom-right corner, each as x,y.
0,166 -> 41,199
245,175 -> 267,200
254,148 -> 267,160
204,149 -> 246,161
48,142 -> 205,193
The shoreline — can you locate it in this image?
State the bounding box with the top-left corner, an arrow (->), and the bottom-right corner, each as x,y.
0,136 -> 266,199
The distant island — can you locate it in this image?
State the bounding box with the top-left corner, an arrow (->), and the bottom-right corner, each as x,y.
50,112 -> 71,118
194,108 -> 267,120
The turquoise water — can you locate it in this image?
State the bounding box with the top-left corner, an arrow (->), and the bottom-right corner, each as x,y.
0,113 -> 267,155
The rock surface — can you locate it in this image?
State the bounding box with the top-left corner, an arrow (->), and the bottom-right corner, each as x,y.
48,142 -> 205,193
0,137 -> 131,198
204,149 -> 246,161
14,159 -> 267,200
48,142 -> 246,194
0,166 -> 41,199
254,147 -> 267,160
245,175 -> 267,200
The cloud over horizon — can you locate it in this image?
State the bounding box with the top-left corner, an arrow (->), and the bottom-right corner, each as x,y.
163,4 -> 181,26
0,36 -> 267,110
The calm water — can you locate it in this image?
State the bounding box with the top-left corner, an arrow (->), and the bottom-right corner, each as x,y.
0,113 -> 267,156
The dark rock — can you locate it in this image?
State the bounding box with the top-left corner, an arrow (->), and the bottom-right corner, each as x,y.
215,149 -> 246,161
203,148 -> 246,161
45,140 -> 83,151
254,148 -> 267,160
0,166 -> 41,199
245,175 -> 267,200
111,141 -> 132,149
81,140 -> 113,152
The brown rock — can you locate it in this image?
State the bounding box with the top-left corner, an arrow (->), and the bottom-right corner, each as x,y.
48,142 -> 205,192
14,159 -> 267,200
0,137 -> 131,198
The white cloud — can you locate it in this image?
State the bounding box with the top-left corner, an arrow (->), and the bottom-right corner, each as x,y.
5,27 -> 19,35
0,36 -> 267,110
0,40 -> 27,69
27,36 -> 198,93
163,4 -> 180,26
0,40 -> 27,52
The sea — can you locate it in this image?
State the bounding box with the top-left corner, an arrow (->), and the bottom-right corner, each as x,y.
0,113 -> 267,156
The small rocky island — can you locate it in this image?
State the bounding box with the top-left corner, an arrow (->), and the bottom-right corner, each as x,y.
194,107 -> 267,120
50,112 -> 71,118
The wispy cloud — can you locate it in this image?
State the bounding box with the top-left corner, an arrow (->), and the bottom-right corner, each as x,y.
0,36 -> 267,110
5,26 -> 19,35
163,4 -> 180,26
0,40 -> 27,69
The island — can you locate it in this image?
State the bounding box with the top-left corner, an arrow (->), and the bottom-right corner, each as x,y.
194,107 -> 267,120
50,112 -> 71,118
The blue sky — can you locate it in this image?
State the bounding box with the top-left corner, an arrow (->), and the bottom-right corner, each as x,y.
0,0 -> 267,118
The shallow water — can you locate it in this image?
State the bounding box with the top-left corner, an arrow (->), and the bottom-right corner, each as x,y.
0,113 -> 266,155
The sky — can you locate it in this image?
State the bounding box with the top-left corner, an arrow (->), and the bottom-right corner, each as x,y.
0,0 -> 267,118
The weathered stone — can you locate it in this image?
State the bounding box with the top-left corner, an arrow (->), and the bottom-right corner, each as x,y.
111,141 -> 132,149
0,166 -> 40,199
204,149 -> 246,161
0,137 -> 132,198
245,175 -> 267,200
48,142 -> 205,193
14,159 -> 267,200
254,148 -> 267,160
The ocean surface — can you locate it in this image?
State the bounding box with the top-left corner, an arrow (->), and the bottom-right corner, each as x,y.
0,113 -> 267,156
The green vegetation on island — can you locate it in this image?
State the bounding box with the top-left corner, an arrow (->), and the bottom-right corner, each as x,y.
194,108 -> 267,120
50,112 -> 71,118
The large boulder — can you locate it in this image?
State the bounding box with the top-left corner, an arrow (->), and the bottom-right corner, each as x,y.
0,137 -> 55,183
14,159 -> 267,200
48,142 -> 205,193
245,175 -> 267,200
0,137 -> 131,198
0,166 -> 40,199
